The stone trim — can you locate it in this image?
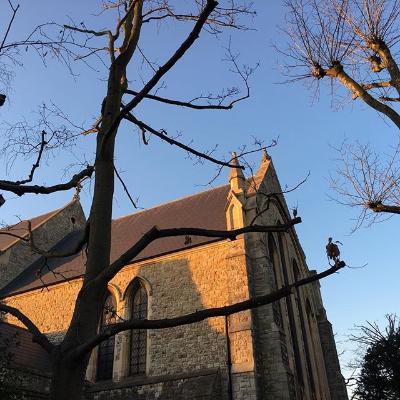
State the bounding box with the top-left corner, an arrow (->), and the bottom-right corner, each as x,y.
231,361 -> 254,374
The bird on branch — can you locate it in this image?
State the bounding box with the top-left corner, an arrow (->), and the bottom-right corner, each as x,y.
326,237 -> 343,265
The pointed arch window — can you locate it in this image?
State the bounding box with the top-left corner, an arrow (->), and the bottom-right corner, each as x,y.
305,297 -> 318,393
268,234 -> 283,329
277,233 -> 303,387
97,292 -> 117,381
293,260 -> 314,389
129,280 -> 148,375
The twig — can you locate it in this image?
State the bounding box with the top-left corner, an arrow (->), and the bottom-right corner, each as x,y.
113,165 -> 139,209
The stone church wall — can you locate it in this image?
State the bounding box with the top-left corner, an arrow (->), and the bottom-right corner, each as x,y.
1,155 -> 347,400
242,167 -> 347,400
4,239 -> 258,399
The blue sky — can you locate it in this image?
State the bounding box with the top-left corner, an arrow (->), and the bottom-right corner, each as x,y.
1,0 -> 398,380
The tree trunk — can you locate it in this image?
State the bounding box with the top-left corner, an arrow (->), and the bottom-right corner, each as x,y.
48,4 -> 143,398
49,357 -> 88,400
48,62 -> 123,399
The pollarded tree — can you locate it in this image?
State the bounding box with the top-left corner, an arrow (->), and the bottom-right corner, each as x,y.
0,2 -> 346,399
280,0 -> 400,224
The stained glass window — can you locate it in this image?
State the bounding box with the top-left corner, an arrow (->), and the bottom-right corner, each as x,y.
129,281 -> 148,375
96,293 -> 116,381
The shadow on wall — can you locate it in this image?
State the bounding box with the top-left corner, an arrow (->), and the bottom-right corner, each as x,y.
1,239 -> 254,400
87,250 -> 244,400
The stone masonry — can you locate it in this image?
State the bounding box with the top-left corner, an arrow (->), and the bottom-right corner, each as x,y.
0,199 -> 85,290
1,152 -> 348,400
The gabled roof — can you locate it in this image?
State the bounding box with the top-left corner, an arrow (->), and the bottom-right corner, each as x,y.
0,203 -> 73,252
1,185 -> 230,297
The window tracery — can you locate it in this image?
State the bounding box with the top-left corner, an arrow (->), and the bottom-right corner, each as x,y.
97,293 -> 117,381
129,280 -> 148,375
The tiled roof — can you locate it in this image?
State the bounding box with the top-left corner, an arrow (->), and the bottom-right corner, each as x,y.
1,185 -> 230,297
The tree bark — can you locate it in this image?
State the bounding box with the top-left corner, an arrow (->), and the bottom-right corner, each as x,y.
47,3 -> 144,398
47,48 -> 124,400
50,354 -> 89,400
326,64 -> 400,129
369,41 -> 400,96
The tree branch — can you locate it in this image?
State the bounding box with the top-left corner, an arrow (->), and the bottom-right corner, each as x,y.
249,172 -> 310,225
326,64 -> 400,129
0,303 -> 54,354
352,81 -> 392,99
71,259 -> 343,360
88,217 -> 302,287
63,25 -> 112,38
113,165 -> 138,209
124,112 -> 243,169
113,0 -> 139,42
0,231 -> 27,240
0,1 -> 20,51
100,0 -> 218,151
369,42 -> 400,96
0,165 -> 94,196
28,220 -> 90,258
11,130 -> 47,185
0,220 -> 89,259
379,96 -> 400,102
123,89 -> 236,110
367,202 -> 400,214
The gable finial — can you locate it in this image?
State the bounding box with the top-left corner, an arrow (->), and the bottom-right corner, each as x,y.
262,147 -> 271,162
255,147 -> 271,178
72,182 -> 82,201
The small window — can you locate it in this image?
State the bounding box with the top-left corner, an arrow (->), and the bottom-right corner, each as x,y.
97,293 -> 117,381
129,280 -> 148,375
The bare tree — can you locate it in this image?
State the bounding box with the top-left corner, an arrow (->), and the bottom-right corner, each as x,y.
280,0 -> 400,223
0,2 -> 347,399
330,140 -> 400,229
281,0 -> 400,125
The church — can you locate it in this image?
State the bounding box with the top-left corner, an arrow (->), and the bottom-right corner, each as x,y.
0,152 -> 348,400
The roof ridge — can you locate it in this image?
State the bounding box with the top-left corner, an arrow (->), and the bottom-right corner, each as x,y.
113,183 -> 229,223
0,198 -> 79,251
